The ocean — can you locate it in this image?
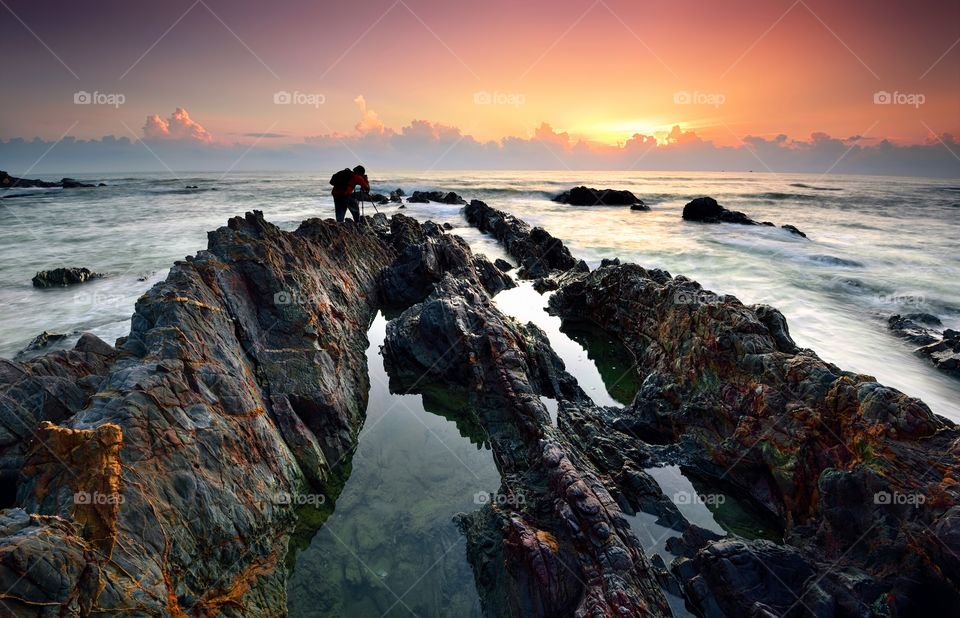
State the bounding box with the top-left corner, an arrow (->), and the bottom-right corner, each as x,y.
1,170 -> 958,419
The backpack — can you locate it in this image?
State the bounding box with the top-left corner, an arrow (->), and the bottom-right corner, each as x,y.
330,168 -> 354,191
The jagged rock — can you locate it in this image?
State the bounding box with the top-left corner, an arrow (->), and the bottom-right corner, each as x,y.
17,331 -> 68,355
533,277 -> 559,293
917,329 -> 960,377
889,313 -> 942,345
548,261 -> 959,613
464,200 -> 577,278
682,197 -> 756,225
407,190 -> 466,204
0,333 -> 117,505
553,186 -> 647,209
781,224 -> 807,238
601,257 -> 621,267
494,258 -> 513,272
383,274 -> 671,616
31,267 -> 102,288
0,211 -> 394,614
379,214 -> 514,306
0,171 -> 99,189
888,314 -> 960,377
59,178 -> 95,188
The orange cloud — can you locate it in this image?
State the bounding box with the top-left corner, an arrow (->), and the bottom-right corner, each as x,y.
353,96 -> 386,136
143,108 -> 214,143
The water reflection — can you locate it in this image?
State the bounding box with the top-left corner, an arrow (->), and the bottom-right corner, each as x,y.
287,313 -> 500,617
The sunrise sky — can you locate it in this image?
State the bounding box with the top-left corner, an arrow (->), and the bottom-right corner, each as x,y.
1,0 -> 958,173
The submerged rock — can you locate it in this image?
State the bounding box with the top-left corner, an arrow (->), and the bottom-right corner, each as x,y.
889,313 -> 942,345
682,196 -> 756,225
407,190 -> 466,204
1,171 -> 97,189
916,329 -> 960,378
683,197 -> 808,237
781,223 -> 807,237
31,267 -> 103,288
889,314 -> 960,377
14,330 -> 70,358
554,186 -> 647,209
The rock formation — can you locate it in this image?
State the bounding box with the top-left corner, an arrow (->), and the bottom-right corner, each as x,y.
1,171 -> 98,189
31,267 -> 103,288
407,190 -> 466,204
683,196 -> 807,236
889,314 -> 960,378
2,202 -> 955,616
553,186 -> 648,210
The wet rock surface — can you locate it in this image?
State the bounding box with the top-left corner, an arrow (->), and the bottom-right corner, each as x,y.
889,313 -> 960,378
3,202 -> 956,616
381,273 -> 672,617
554,186 -> 648,209
546,261 -> 960,615
464,199 -> 578,278
407,190 -> 466,204
1,211 -> 394,615
1,171 -> 98,189
31,267 -> 103,288
683,197 -> 806,236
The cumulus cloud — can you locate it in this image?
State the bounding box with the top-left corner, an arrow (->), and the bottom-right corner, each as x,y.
142,108 -> 214,143
4,102 -> 959,176
353,96 -> 387,135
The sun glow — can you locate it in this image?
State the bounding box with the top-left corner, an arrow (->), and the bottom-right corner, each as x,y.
571,119 -> 677,147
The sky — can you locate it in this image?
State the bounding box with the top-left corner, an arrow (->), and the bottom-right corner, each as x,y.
1,0 -> 958,175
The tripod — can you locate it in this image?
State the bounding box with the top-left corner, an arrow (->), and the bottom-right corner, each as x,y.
354,188 -> 380,218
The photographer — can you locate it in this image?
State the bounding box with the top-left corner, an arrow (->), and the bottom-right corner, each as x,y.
329,165 -> 370,222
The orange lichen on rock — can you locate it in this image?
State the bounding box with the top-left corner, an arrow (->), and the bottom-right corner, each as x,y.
26,421 -> 123,559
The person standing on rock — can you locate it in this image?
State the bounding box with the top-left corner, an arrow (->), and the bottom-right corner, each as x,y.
329,165 -> 370,222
